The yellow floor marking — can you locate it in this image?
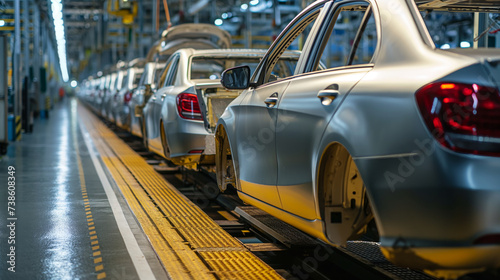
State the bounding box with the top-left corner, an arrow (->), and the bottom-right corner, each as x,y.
95,264 -> 104,271
79,103 -> 283,280
217,211 -> 238,221
74,117 -> 107,280
88,222 -> 95,226
91,240 -> 99,246
94,257 -> 103,264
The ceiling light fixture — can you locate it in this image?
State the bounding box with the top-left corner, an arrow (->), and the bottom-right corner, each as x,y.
51,0 -> 69,82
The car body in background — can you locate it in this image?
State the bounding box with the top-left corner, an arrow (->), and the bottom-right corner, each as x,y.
217,0 -> 500,278
129,61 -> 166,138
130,23 -> 232,139
112,59 -> 145,129
143,48 -> 301,168
104,69 -> 126,122
146,23 -> 232,63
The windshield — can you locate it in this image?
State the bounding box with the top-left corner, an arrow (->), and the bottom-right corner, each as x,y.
420,10 -> 500,49
190,57 -> 263,80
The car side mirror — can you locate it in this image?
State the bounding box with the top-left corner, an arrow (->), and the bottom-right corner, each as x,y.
221,65 -> 251,90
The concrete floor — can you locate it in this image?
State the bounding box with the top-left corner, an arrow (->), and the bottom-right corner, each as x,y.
0,98 -> 168,280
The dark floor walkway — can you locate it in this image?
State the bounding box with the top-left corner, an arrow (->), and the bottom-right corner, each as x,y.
0,98 -> 166,280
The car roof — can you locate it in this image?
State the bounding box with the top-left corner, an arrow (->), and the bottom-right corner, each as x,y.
415,0 -> 500,12
178,48 -> 302,59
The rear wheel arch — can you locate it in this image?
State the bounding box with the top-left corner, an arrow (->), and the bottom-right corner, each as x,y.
317,142 -> 379,245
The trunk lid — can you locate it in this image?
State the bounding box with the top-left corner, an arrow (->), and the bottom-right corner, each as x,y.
443,48 -> 500,89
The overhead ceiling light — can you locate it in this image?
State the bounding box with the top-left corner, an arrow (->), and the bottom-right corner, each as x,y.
249,0 -> 259,5
440,43 -> 451,50
214,19 -> 223,26
0,20 -> 5,27
51,0 -> 69,82
70,80 -> 77,88
460,41 -> 471,48
240,3 -> 248,11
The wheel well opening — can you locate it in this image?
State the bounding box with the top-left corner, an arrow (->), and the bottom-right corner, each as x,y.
215,125 -> 237,193
318,143 -> 379,244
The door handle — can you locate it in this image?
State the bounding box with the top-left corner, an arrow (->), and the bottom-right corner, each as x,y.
317,89 -> 340,106
160,94 -> 166,101
264,92 -> 279,108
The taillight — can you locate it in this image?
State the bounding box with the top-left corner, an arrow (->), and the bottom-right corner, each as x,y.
176,93 -> 202,120
416,82 -> 500,156
124,92 -> 133,103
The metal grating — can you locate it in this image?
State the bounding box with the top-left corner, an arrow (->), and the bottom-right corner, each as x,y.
346,241 -> 437,280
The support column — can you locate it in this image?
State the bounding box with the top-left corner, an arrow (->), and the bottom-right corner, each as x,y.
473,12 -> 488,48
0,35 -> 9,153
22,0 -> 32,132
33,3 -> 41,117
245,7 -> 251,48
13,0 -> 22,140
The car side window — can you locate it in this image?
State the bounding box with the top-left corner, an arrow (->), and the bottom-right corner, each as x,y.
253,2 -> 327,85
265,15 -> 319,83
156,59 -> 173,89
313,2 -> 377,71
163,55 -> 179,87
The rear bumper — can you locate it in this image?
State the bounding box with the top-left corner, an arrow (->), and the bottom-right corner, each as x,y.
354,141 -> 500,274
381,245 -> 500,278
166,118 -> 213,165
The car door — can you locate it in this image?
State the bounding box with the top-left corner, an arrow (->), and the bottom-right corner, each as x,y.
234,1 -> 329,208
275,1 -> 378,220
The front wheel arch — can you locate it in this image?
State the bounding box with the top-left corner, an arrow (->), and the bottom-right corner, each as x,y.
160,120 -> 171,159
215,125 -> 239,193
141,117 -> 149,150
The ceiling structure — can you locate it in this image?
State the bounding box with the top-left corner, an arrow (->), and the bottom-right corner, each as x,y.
1,0 -> 306,81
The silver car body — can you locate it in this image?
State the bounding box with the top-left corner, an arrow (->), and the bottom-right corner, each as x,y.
104,70 -> 126,122
146,23 -> 232,63
216,0 -> 500,278
113,66 -> 144,129
129,61 -> 166,137
143,48 -> 299,167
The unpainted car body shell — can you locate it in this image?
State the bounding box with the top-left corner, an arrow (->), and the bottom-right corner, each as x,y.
216,0 -> 500,276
